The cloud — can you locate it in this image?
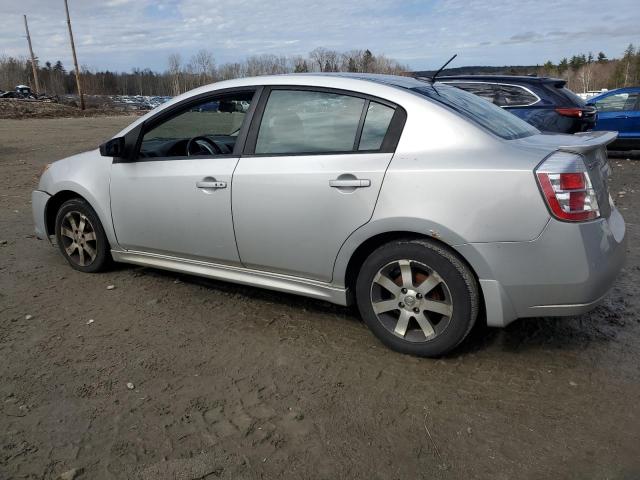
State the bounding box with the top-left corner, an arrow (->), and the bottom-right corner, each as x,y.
0,0 -> 638,71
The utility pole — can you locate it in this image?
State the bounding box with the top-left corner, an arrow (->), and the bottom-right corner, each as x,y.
64,0 -> 85,110
23,15 -> 40,94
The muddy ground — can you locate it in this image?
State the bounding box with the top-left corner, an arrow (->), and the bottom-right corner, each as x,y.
1,116 -> 639,480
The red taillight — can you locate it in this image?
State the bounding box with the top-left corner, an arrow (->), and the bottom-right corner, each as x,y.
555,107 -> 583,118
535,153 -> 600,222
559,172 -> 585,190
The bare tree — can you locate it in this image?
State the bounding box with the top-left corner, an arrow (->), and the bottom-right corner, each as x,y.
168,53 -> 182,95
191,49 -> 215,85
577,52 -> 594,93
309,47 -> 338,72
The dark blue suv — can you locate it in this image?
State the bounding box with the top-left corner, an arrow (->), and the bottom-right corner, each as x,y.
438,75 -> 596,134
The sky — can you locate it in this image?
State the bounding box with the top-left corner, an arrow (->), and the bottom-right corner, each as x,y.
0,0 -> 638,73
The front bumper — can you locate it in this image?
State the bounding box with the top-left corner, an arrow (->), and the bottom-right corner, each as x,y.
457,207 -> 627,327
32,190 -> 51,241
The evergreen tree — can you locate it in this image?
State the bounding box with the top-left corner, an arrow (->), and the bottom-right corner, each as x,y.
362,49 -> 374,72
557,58 -> 569,74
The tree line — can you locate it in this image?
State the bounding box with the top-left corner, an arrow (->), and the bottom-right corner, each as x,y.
2,44 -> 638,97
539,44 -> 640,92
0,48 -> 407,96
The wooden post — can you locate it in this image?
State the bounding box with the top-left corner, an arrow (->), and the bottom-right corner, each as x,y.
64,0 -> 85,110
23,15 -> 40,94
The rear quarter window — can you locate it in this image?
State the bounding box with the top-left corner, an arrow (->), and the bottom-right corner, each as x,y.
492,84 -> 539,107
447,82 -> 495,102
359,102 -> 395,151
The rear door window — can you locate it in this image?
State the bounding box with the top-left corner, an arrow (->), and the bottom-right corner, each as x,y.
255,90 -> 365,154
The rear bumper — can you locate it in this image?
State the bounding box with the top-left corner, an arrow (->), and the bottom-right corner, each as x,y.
32,190 -> 51,241
456,207 -> 627,326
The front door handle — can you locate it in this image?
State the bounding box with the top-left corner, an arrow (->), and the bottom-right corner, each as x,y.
329,178 -> 371,188
196,180 -> 227,189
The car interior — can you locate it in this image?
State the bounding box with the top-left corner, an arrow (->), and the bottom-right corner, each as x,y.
138,92 -> 253,158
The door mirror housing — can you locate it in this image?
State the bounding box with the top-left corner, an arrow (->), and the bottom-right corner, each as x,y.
100,137 -> 125,157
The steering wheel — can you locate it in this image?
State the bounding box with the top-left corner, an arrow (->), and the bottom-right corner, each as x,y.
186,136 -> 224,156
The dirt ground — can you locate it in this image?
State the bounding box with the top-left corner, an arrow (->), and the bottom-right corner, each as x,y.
1,116 -> 639,480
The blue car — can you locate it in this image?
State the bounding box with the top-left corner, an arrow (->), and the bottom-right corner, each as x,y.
587,87 -> 640,150
438,75 -> 597,134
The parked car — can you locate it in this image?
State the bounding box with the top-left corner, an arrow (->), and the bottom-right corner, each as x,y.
438,75 -> 596,134
587,87 -> 640,150
32,74 -> 626,357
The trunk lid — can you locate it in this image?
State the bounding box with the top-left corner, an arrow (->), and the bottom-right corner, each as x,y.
557,131 -> 616,218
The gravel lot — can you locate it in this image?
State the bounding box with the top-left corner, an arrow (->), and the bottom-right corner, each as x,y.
1,116 -> 639,479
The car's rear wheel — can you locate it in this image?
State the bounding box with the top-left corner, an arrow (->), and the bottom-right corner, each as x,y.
355,238 -> 479,357
55,198 -> 111,273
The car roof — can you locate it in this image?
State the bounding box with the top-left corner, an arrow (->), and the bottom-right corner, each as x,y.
297,72 -> 430,89
436,75 -> 564,84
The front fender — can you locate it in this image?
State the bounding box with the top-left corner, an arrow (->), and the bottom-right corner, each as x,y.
40,150 -> 119,249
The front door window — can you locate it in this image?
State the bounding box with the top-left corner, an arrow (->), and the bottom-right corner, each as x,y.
139,92 -> 254,159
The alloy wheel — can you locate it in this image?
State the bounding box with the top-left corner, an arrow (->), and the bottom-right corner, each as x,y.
369,259 -> 453,342
59,211 -> 98,267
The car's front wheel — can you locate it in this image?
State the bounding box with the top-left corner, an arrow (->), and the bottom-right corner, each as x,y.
356,238 -> 479,357
55,198 -> 111,273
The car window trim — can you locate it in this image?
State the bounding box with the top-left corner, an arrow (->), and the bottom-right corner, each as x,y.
117,86 -> 263,163
242,85 -> 406,157
353,99 -> 370,150
442,81 -> 541,107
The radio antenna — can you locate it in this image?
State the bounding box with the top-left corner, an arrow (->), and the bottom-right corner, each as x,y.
430,54 -> 457,83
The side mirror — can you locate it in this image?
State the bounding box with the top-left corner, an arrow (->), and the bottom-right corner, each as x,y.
99,137 -> 125,157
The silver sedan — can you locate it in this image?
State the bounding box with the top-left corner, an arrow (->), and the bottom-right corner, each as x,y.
32,73 -> 626,357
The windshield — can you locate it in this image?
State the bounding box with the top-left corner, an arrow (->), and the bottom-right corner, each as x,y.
411,83 -> 539,140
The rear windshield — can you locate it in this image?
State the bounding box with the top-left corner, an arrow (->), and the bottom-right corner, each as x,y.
557,86 -> 586,107
411,83 -> 539,140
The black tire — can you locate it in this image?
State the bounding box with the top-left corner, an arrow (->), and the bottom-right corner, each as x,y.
355,238 -> 479,357
55,198 -> 112,273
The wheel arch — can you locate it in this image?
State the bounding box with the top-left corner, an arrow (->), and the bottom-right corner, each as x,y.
336,219 -> 519,327
342,229 -> 481,296
45,190 -> 88,236
335,218 -> 499,317
44,188 -> 116,250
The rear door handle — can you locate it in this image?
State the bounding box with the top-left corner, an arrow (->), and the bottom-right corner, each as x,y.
329,179 -> 371,188
614,115 -> 629,119
196,180 -> 227,189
